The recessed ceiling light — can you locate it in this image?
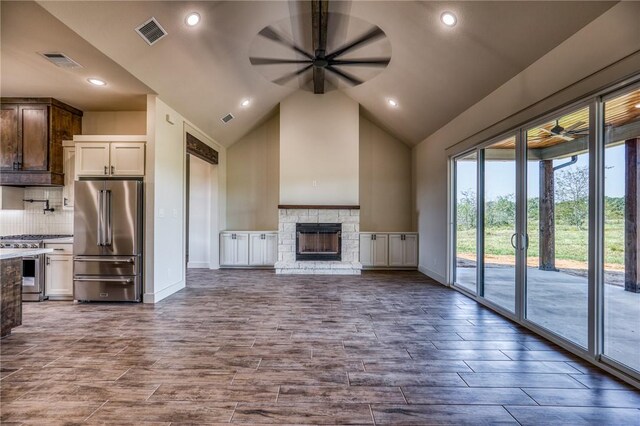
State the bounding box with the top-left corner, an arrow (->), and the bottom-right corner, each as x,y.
87,78 -> 106,86
186,12 -> 200,27
388,99 -> 398,107
241,99 -> 251,107
635,103 -> 640,109
441,11 -> 457,27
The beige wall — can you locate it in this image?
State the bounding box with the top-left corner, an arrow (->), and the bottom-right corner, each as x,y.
82,111 -> 146,135
360,116 -> 412,231
280,90 -> 359,205
227,112 -> 280,230
413,2 -> 640,283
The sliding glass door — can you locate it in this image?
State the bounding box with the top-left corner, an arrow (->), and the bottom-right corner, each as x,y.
454,152 -> 478,293
523,106 -> 590,348
602,87 -> 640,373
482,136 -> 517,312
450,77 -> 640,381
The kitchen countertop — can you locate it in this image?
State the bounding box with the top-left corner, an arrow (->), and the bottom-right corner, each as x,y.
0,248 -> 54,260
43,237 -> 73,244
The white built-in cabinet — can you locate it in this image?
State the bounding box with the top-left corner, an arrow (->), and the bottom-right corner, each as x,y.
359,233 -> 389,267
360,232 -> 418,268
73,135 -> 145,177
45,243 -> 73,299
249,233 -> 278,266
62,143 -> 75,209
220,231 -> 277,267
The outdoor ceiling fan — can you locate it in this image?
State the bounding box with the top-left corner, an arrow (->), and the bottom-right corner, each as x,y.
249,0 -> 390,94
534,120 -> 589,141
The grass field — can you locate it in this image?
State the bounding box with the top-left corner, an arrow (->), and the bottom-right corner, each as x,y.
456,219 -> 624,268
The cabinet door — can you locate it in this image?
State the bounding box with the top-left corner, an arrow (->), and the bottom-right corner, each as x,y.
249,234 -> 265,266
403,235 -> 418,267
235,233 -> 249,265
388,234 -> 404,267
372,234 -> 389,266
264,234 -> 278,265
76,143 -> 110,176
0,105 -> 19,171
19,105 -> 49,171
45,255 -> 73,297
359,234 -> 373,266
110,143 -> 145,176
220,234 -> 235,265
62,147 -> 75,209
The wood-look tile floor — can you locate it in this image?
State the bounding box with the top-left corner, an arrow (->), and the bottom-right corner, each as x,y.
1,269 -> 639,425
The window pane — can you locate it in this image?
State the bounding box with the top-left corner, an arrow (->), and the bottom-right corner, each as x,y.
483,136 -> 516,312
525,107 -> 590,348
455,152 -> 477,293
603,88 -> 640,372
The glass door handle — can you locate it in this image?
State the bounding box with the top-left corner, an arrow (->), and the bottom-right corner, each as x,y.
510,233 -> 517,249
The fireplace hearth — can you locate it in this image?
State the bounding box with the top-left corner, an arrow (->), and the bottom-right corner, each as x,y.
296,223 -> 341,261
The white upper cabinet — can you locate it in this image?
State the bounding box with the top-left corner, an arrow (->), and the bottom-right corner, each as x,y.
110,143 -> 145,176
73,136 -> 146,177
75,143 -> 110,176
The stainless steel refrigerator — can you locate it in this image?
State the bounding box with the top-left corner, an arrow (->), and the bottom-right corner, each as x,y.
73,178 -> 143,302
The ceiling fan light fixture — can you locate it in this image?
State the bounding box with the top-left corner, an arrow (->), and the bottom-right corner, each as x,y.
185,12 -> 200,27
441,12 -> 457,27
87,78 -> 106,86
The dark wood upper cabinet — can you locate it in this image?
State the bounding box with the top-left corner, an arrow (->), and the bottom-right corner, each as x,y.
1,98 -> 82,186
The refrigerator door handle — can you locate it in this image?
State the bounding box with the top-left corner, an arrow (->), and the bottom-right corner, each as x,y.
104,190 -> 113,246
73,277 -> 134,284
97,190 -> 104,246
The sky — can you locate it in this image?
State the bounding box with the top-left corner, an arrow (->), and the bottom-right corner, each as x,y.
456,144 -> 626,202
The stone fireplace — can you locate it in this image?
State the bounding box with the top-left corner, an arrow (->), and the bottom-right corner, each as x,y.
275,207 -> 361,274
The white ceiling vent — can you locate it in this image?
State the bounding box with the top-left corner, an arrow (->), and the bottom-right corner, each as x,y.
40,52 -> 83,69
135,17 -> 167,46
221,113 -> 234,124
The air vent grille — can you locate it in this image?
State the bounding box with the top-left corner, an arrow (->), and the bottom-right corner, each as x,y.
135,17 -> 167,46
221,113 -> 234,124
40,52 -> 83,69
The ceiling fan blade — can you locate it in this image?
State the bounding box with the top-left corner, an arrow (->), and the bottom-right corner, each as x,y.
329,58 -> 391,67
539,128 -> 554,135
326,66 -> 363,86
272,64 -> 313,85
312,0 -> 329,54
250,57 -> 312,65
326,26 -> 385,60
313,67 -> 325,94
563,121 -> 585,132
258,26 -> 313,60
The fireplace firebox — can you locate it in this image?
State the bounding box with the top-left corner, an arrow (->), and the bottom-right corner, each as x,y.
296,223 -> 342,261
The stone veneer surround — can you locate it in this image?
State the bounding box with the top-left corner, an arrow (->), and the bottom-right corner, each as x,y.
276,208 -> 362,274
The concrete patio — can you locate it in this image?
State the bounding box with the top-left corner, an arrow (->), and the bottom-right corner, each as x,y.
456,264 -> 640,372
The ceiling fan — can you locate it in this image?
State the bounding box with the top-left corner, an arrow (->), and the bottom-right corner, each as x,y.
249,0 -> 391,94
533,120 -> 588,141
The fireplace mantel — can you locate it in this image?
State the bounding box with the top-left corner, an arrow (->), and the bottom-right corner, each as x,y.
278,205 -> 360,210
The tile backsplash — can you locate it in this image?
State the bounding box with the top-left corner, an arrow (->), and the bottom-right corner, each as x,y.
0,187 -> 73,236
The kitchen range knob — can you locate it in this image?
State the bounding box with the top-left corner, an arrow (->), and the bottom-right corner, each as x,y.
21,243 -> 29,248
31,243 -> 39,248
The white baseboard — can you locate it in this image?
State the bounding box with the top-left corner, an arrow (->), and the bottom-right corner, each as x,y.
418,265 -> 448,285
143,280 -> 185,304
187,261 -> 210,269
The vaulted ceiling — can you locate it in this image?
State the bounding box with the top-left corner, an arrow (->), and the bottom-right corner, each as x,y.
2,1 -> 616,147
